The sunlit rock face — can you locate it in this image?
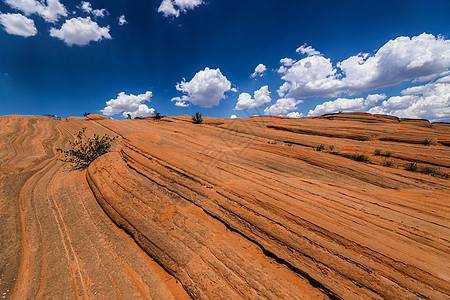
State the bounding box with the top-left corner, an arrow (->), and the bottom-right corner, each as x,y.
1,113 -> 449,299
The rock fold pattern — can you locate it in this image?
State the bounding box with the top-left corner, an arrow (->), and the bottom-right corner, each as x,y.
1,113 -> 449,299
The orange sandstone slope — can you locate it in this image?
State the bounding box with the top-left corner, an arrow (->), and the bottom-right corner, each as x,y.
0,113 -> 449,299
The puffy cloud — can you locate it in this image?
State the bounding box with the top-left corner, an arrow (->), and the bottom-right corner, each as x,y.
172,67 -> 234,107
235,85 -> 271,110
296,44 -> 321,56
124,105 -> 155,119
4,0 -> 67,23
101,91 -> 155,118
308,94 -> 386,116
230,115 -> 237,119
50,17 -> 111,46
368,75 -> 450,122
278,58 -> 295,73
118,15 -> 127,26
158,0 -> 203,18
264,98 -> 302,116
287,112 -> 303,118
280,58 -> 295,67
279,34 -> 450,99
0,13 -> 37,37
251,64 -> 267,78
79,1 -> 107,18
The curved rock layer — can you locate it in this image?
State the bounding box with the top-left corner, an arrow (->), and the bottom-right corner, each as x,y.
1,113 -> 449,299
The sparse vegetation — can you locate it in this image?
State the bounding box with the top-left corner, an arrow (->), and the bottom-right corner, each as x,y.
127,114 -> 132,119
374,149 -> 392,157
329,145 -> 335,151
420,165 -> 438,175
57,127 -> 118,167
83,112 -> 91,117
154,111 -> 161,120
192,112 -> 203,124
423,138 -> 432,146
350,153 -> 370,162
327,151 -> 370,163
315,144 -> 325,151
405,162 -> 418,172
382,160 -> 394,167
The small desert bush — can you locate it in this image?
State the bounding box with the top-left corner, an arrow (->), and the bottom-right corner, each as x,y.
405,162 -> 418,172
329,145 -> 335,151
374,149 -> 382,156
315,144 -> 325,151
382,160 -> 394,167
350,153 -> 370,162
83,112 -> 90,117
420,165 -> 438,175
154,111 -> 161,120
327,150 -> 370,163
192,112 -> 203,124
57,127 -> 118,167
423,138 -> 432,146
374,149 -> 392,157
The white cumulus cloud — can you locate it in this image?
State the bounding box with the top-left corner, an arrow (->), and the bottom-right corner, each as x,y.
280,58 -> 296,67
264,98 -> 303,116
251,64 -> 267,78
279,33 -> 450,99
101,91 -> 155,118
368,75 -> 450,122
50,17 -> 111,46
0,13 -> 37,37
296,44 -> 321,56
118,15 -> 127,26
308,94 -> 386,116
158,0 -> 203,18
287,112 -> 303,118
230,115 -> 237,119
235,85 -> 271,110
4,0 -> 67,23
79,1 -> 107,18
172,67 -> 235,107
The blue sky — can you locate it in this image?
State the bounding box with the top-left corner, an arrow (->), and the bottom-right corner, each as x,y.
1,0 -> 449,121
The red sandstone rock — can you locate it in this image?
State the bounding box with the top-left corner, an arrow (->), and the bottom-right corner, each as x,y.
1,113 -> 449,299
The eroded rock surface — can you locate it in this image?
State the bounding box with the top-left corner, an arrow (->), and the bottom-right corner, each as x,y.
1,113 -> 449,299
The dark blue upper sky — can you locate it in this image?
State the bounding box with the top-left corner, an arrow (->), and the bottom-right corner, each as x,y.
1,0 -> 449,121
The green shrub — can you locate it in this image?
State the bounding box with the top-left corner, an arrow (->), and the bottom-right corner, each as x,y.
374,149 -> 392,157
350,153 -> 370,162
420,165 -> 438,175
405,162 -> 418,172
374,149 -> 382,156
423,138 -> 432,146
329,145 -> 335,151
83,112 -> 90,117
383,160 -> 394,167
154,111 -> 161,120
192,112 -> 203,124
57,127 -> 118,167
127,113 -> 132,119
315,144 -> 325,151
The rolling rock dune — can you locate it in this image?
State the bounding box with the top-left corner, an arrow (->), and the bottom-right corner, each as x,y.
0,112 -> 449,299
